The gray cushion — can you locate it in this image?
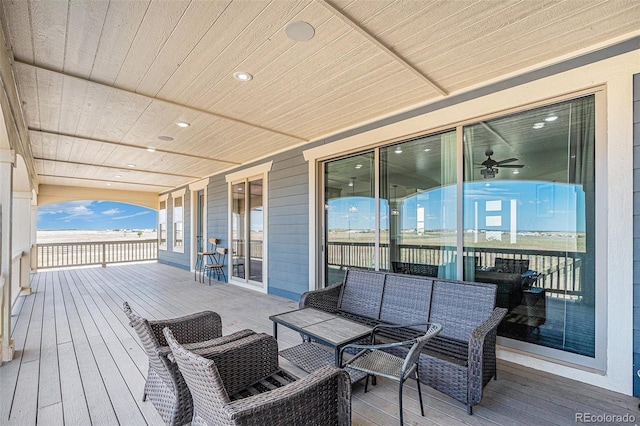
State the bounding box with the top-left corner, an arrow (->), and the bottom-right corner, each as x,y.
380,274 -> 432,324
429,280 -> 496,341
338,269 -> 385,319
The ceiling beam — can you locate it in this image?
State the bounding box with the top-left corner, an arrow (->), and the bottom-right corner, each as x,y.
30,129 -> 242,165
34,157 -> 201,179
16,61 -> 310,143
317,0 -> 448,97
38,174 -> 174,188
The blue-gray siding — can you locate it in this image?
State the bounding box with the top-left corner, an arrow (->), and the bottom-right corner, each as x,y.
158,191 -> 192,271
267,147 -> 310,300
633,72 -> 640,397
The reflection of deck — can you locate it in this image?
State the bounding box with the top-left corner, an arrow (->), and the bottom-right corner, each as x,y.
327,242 -> 585,298
2,263 -> 635,425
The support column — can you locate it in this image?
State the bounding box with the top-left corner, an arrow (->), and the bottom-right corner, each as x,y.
13,190 -> 32,295
0,149 -> 14,362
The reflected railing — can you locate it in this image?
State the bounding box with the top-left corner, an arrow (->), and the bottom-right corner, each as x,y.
326,242 -> 583,298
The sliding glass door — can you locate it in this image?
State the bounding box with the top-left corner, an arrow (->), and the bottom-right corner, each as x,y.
231,178 -> 264,285
319,93 -> 599,364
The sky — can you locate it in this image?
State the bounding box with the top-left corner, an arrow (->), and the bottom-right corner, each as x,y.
38,200 -> 157,230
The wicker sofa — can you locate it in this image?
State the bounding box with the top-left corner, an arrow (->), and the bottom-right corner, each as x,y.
299,269 -> 507,415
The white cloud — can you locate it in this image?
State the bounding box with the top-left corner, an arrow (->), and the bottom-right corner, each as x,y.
102,208 -> 123,216
112,211 -> 151,220
60,205 -> 94,220
38,201 -> 95,217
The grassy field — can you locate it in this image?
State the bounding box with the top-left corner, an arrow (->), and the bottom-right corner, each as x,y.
328,229 -> 585,252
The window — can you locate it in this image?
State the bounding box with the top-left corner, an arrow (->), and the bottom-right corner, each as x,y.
318,92 -> 600,366
159,196 -> 167,250
172,189 -> 185,252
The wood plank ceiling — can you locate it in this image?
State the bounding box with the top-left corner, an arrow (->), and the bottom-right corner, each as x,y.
1,0 -> 638,194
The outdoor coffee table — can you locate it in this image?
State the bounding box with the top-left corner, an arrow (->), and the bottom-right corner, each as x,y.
269,308 -> 372,381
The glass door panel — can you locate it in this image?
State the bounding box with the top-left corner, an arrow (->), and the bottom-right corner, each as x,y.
232,182 -> 246,279
462,95 -> 596,357
324,153 -> 375,286
249,179 -> 263,283
380,131 -> 457,278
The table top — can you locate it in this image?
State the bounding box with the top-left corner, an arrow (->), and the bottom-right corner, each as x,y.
270,308 -> 372,347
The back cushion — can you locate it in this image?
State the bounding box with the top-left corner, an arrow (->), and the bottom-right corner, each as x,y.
380,274 -> 432,324
338,269 -> 386,319
429,280 -> 496,341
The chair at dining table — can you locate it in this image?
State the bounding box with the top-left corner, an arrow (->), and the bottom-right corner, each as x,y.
203,247 -> 228,284
196,238 -> 219,282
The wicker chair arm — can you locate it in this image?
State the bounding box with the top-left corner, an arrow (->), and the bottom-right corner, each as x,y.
299,282 -> 343,312
467,307 -> 507,406
469,307 -> 507,345
192,333 -> 280,397
149,310 -> 222,346
159,329 -> 256,360
223,366 -> 351,425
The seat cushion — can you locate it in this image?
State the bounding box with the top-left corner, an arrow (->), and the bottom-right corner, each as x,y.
338,269 -> 386,319
380,274 -> 432,324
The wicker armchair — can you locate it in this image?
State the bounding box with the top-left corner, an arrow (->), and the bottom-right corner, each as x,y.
341,323 -> 443,426
123,302 -> 255,425
163,327 -> 352,426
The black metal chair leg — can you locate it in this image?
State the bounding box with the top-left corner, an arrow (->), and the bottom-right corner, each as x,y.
415,369 -> 424,416
398,380 -> 404,426
364,374 -> 370,393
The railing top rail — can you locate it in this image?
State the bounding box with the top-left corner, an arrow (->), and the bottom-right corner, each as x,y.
37,239 -> 157,247
326,241 -> 585,257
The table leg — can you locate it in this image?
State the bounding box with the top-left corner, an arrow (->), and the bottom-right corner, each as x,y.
273,322 -> 278,340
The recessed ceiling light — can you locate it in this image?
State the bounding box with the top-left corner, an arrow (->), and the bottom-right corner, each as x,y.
285,21 -> 315,42
176,122 -> 190,128
512,170 -> 520,174
533,122 -> 545,129
355,164 -> 362,169
545,115 -> 558,122
147,147 -> 156,152
424,148 -> 431,152
233,71 -> 253,81
394,146 -> 402,154
106,182 -> 112,186
114,175 -> 121,178
158,135 -> 174,142
128,164 -> 136,168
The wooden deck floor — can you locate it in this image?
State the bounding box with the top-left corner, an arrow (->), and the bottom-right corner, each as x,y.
1,263 -> 637,425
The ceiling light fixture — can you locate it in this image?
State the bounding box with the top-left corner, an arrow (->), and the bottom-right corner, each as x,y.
176,121 -> 190,128
424,148 -> 431,152
533,122 -> 545,129
106,182 -> 112,186
512,170 -> 520,174
355,164 -> 362,169
233,71 -> 253,81
128,164 -> 136,168
147,147 -> 156,152
391,185 -> 400,216
285,21 -> 315,42
394,146 -> 402,154
114,175 -> 121,178
158,135 -> 174,142
545,115 -> 558,122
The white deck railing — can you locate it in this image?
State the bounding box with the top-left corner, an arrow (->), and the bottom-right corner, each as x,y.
37,239 -> 157,269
